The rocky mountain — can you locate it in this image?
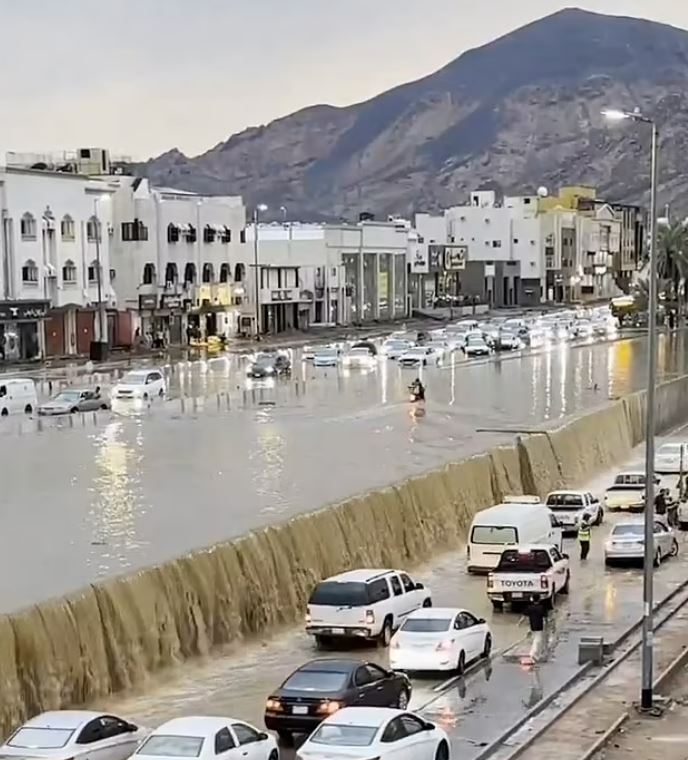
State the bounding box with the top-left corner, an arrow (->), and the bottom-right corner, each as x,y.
139,8 -> 688,219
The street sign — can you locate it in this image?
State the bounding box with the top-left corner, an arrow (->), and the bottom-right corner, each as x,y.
444,245 -> 468,270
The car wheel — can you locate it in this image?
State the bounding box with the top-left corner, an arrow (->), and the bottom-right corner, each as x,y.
0,408 -> 7,417
268,751 -> 278,760
670,539 -> 679,557
491,600 -> 504,612
70,407 -> 79,414
482,633 -> 492,659
596,508 -> 604,525
544,588 -> 555,610
143,392 -> 149,400
561,572 -> 570,595
456,650 -> 466,675
314,634 -> 332,649
422,597 -> 432,608
435,740 -> 450,760
378,617 -> 393,647
100,404 -> 109,410
24,404 -> 33,415
276,730 -> 292,745
396,688 -> 410,710
158,388 -> 164,397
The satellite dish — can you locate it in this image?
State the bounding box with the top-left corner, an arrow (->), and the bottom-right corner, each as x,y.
537,186 -> 549,198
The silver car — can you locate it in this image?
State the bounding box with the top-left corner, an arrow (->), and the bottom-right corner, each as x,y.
38,389 -> 109,415
604,518 -> 678,567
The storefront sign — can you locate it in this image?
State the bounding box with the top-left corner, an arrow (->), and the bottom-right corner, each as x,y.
444,245 -> 468,270
161,295 -> 182,309
138,294 -> 158,310
410,245 -> 429,274
270,290 -> 293,302
0,300 -> 49,320
428,245 -> 445,272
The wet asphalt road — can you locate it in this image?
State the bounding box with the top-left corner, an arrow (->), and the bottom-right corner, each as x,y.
93,436 -> 688,759
1,330 -> 688,611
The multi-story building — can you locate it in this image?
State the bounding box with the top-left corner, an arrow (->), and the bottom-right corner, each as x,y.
0,161 -> 118,360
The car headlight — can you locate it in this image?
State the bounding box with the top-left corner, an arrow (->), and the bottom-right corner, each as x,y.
266,366 -> 275,374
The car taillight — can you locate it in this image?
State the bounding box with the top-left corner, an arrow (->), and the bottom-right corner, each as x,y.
305,608 -> 311,624
265,698 -> 283,712
487,574 -> 493,588
540,575 -> 548,589
436,639 -> 454,651
317,700 -> 342,715
365,609 -> 375,625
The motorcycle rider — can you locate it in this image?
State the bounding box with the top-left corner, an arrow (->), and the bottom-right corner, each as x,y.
409,377 -> 425,402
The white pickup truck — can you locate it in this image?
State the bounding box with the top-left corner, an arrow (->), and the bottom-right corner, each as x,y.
544,490 -> 603,533
604,471 -> 660,512
486,544 -> 570,612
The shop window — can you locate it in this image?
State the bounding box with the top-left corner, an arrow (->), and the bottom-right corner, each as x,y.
184,262 -> 196,285
61,215 -> 75,241
168,224 -> 180,243
21,259 -> 39,283
202,263 -> 214,283
86,216 -> 100,243
62,259 -> 77,283
20,213 -> 37,241
142,263 -> 156,285
219,263 -> 231,283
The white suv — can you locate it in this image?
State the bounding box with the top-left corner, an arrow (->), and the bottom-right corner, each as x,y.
305,569 -> 432,647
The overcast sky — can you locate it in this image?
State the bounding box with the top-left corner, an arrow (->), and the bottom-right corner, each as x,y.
2,0 -> 688,160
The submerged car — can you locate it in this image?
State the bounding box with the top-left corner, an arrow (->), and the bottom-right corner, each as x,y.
111,369 -> 166,400
463,334 -> 491,357
312,347 -> 340,367
398,346 -> 439,367
343,347 -> 377,368
381,338 -> 414,360
38,388 -> 109,415
246,352 -> 291,378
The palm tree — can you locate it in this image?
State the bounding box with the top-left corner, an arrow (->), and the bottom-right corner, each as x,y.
657,221 -> 688,313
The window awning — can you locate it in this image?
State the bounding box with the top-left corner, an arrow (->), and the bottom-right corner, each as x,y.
178,224 -> 191,233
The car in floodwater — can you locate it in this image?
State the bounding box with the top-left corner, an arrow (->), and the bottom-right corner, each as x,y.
604,518 -> 678,567
111,369 -> 166,400
38,388 -> 109,415
381,338 -> 414,360
389,607 -> 492,673
0,710 -> 148,760
398,346 -> 440,367
463,333 -> 491,357
312,346 -> 341,368
135,716 -> 277,760
296,707 -> 450,760
264,659 -> 411,743
246,352 -> 291,378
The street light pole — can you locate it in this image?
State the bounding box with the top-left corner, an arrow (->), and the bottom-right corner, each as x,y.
602,108 -> 659,710
253,204 -> 268,338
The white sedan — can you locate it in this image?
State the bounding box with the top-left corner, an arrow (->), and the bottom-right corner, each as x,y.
296,707 -> 450,760
0,711 -> 147,760
111,369 -> 166,400
463,334 -> 491,357
655,442 -> 688,474
135,717 -> 277,760
381,338 -> 414,360
398,346 -> 440,367
342,347 -> 377,368
604,518 -> 679,567
390,607 -> 492,673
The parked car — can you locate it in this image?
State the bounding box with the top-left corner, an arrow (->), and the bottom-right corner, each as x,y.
264,660 -> 411,743
38,388 -> 109,415
136,716 -> 277,760
0,711 -> 148,760
305,568 -> 432,647
604,517 -> 679,567
0,378 -> 37,416
111,369 -> 166,400
398,346 -> 439,367
246,352 -> 291,378
295,707 -> 450,760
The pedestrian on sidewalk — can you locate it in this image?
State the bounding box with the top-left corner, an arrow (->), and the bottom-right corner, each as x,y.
578,516 -> 591,560
655,488 -> 667,516
527,595 -> 546,662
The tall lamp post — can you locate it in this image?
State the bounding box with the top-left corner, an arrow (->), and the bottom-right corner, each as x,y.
253,204 -> 268,338
602,107 -> 659,710
92,195 -> 109,360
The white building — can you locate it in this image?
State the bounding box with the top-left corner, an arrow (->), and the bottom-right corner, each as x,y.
0,164 -> 117,359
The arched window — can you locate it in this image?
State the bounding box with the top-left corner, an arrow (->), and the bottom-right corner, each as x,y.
234,263 -> 245,282
165,262 -> 178,285
87,260 -> 99,283
86,215 -> 100,243
20,213 -> 37,241
167,223 -> 180,244
219,263 -> 231,283
21,259 -> 38,283
202,263 -> 214,283
61,215 -> 75,241
142,263 -> 156,285
62,259 -> 77,283
184,262 -> 196,285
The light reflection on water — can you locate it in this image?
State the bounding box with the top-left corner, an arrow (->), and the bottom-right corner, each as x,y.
1,332 -> 687,610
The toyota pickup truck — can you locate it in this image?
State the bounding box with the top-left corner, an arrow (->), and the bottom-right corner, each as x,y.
604,471 -> 660,512
486,544 -> 570,612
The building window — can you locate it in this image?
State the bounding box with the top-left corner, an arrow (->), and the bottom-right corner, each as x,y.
88,260 -> 99,284
61,215 -> 75,241
221,226 -> 231,243
20,213 -> 37,241
121,219 -> 149,242
203,225 -> 216,244
21,259 -> 38,283
202,263 -> 214,283
185,224 -> 197,243
219,263 -> 231,283
513,238 -> 519,244
184,262 -> 196,285
165,262 -> 178,285
240,229 -> 246,244
62,259 -> 77,283
168,223 -> 180,243
110,268 -> 116,282
234,263 -> 245,282
86,216 -> 100,243
492,240 -> 502,248
142,263 -> 156,285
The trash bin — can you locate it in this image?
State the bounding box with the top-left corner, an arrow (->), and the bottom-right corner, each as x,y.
578,636 -> 605,665
89,341 -> 108,362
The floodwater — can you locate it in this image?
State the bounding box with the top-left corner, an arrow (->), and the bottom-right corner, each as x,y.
1,331 -> 687,611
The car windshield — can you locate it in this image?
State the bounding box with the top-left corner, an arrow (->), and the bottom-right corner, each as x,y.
309,724 -> 378,747
315,349 -> 338,357
137,736 -> 204,758
309,581 -> 369,606
497,549 -> 552,572
8,728 -> 74,749
613,474 -> 645,486
349,348 -> 370,357
53,391 -> 82,403
283,670 -> 348,692
658,444 -> 682,455
120,374 -> 146,385
470,525 -> 518,545
546,494 -> 584,510
401,617 -> 451,633
405,348 -> 426,356
612,524 -> 644,537
467,336 -> 484,344
254,354 -> 275,365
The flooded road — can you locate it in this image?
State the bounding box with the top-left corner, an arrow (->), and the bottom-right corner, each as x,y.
1,331 -> 687,611
96,440 -> 688,760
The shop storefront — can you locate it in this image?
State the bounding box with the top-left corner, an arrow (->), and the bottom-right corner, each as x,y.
0,300 -> 49,362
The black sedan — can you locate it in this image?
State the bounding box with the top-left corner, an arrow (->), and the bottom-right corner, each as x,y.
264,658 -> 411,742
246,352 -> 291,378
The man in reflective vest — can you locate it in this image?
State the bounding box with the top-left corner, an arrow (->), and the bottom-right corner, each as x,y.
578,517 -> 591,560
